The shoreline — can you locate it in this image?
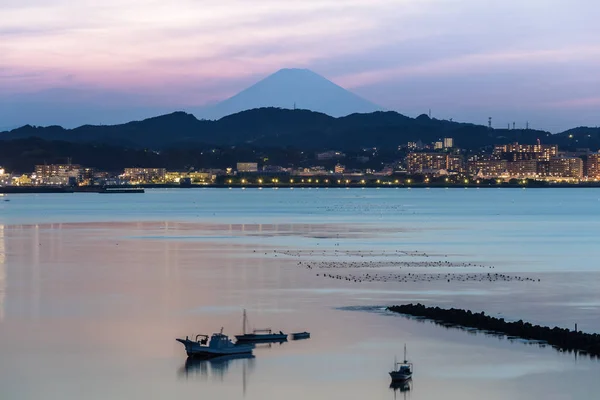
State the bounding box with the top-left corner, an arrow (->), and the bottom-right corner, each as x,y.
3,182 -> 600,194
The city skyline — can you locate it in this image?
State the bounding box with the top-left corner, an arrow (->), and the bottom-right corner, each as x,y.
2,0 -> 599,131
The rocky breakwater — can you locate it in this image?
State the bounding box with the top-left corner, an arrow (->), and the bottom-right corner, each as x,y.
388,303 -> 600,358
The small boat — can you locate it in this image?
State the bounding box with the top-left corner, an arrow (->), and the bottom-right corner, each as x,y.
290,332 -> 310,340
235,309 -> 287,343
176,328 -> 254,358
389,344 -> 413,382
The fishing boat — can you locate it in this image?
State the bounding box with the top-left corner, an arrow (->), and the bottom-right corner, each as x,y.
290,331 -> 310,340
176,328 -> 254,358
235,309 -> 287,343
389,344 -> 413,382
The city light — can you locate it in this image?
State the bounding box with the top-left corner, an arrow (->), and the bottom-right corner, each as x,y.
258,179 -> 263,184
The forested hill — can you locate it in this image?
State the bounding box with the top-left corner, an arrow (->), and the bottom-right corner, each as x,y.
1,107 -> 598,151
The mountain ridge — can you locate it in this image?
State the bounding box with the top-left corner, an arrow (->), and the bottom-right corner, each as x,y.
3,107 -> 598,151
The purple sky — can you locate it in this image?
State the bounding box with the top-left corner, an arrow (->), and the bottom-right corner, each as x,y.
2,0 -> 599,131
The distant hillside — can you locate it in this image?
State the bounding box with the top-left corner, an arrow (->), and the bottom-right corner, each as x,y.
1,107 -> 597,151
199,68 -> 383,119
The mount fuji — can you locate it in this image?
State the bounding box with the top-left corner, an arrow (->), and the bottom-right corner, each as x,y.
198,68 -> 383,119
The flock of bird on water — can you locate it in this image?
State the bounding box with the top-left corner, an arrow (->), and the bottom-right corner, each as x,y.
264,249 -> 540,284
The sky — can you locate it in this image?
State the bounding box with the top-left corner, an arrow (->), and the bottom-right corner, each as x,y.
1,0 -> 599,131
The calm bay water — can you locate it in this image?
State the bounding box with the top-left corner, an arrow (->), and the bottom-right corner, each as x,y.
1,188 -> 599,399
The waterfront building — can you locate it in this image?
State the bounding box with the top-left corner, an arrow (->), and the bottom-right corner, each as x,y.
236,162 -> 258,173
447,155 -> 464,173
188,172 -> 213,183
586,153 -> 600,180
549,156 -> 583,180
0,168 -> 10,186
334,164 -> 345,174
536,161 -> 550,177
123,168 -> 166,183
406,153 -> 448,173
494,142 -> 558,161
467,158 -> 508,178
507,160 -> 538,178
35,164 -> 82,183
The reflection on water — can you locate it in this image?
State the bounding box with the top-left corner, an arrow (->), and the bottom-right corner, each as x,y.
179,354 -> 256,380
399,314 -> 598,360
180,354 -> 256,396
390,379 -> 412,400
252,340 -> 287,349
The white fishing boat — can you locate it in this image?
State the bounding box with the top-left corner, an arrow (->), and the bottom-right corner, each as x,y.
235,309 -> 287,342
176,328 -> 254,358
389,344 -> 413,382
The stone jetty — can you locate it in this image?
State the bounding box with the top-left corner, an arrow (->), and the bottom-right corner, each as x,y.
388,303 -> 600,357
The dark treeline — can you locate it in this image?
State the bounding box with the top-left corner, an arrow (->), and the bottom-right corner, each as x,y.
2,108 -> 599,151
388,303 -> 600,357
0,137 -> 403,173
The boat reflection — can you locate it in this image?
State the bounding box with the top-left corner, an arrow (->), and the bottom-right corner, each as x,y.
179,353 -> 256,381
252,340 -> 287,349
390,378 -> 412,394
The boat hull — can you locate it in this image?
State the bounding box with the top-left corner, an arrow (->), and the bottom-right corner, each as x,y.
235,333 -> 288,343
176,338 -> 253,358
291,332 -> 310,340
389,371 -> 412,382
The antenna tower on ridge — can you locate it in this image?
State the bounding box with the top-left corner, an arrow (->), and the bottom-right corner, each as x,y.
488,117 -> 492,129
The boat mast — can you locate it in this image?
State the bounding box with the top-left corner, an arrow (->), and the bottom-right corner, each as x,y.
243,309 -> 247,334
